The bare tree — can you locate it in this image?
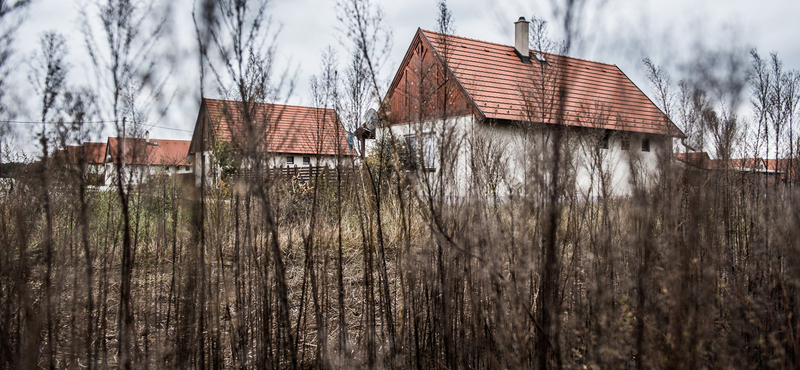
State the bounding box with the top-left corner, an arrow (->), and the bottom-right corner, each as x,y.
81,0 -> 170,367
336,1 -> 395,366
0,0 -> 31,120
195,0 -> 298,367
28,31 -> 69,370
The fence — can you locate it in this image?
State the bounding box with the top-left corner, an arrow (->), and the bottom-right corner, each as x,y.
230,165 -> 356,184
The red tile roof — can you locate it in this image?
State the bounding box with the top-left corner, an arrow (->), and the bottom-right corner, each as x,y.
82,142 -> 107,164
106,137 -> 191,165
66,146 -> 82,161
388,29 -> 683,137
675,152 -> 714,169
676,153 -> 797,177
765,158 -> 799,182
765,158 -> 798,173
54,142 -> 108,164
200,98 -> 354,156
728,158 -> 768,171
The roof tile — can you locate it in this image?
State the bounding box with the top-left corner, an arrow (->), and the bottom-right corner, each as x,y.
409,30 -> 683,137
107,137 -> 191,165
202,99 -> 354,156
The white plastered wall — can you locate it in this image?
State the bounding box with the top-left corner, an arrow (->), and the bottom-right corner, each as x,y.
378,116 -> 670,198
194,151 -> 346,187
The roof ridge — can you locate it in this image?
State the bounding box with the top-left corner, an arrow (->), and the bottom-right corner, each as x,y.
420,29 -> 620,69
203,97 -> 336,113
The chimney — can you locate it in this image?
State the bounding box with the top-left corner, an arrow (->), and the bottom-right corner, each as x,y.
145,130 -> 150,143
514,16 -> 530,63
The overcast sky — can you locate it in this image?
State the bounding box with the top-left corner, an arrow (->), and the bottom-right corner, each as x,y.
7,0 -> 800,154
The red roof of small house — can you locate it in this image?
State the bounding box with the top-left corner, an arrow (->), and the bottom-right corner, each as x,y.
106,137 -> 191,165
765,158 -> 799,182
195,98 -> 354,156
765,158 -> 798,175
65,146 -> 82,162
675,152 -> 714,169
728,158 -> 768,171
82,142 -> 107,164
386,29 -> 683,137
675,153 -> 793,175
53,142 -> 108,164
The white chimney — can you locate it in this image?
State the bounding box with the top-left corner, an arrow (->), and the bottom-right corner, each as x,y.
145,130 -> 150,143
514,16 -> 530,63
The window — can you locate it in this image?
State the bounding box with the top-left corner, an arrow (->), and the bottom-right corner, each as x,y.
641,137 -> 650,152
599,132 -> 609,149
621,135 -> 630,151
422,133 -> 436,171
287,156 -> 294,164
303,156 -> 310,164
404,132 -> 437,171
403,135 -> 418,170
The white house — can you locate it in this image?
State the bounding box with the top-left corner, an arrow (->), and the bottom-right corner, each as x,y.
188,98 -> 356,186
378,18 -> 684,197
53,141 -> 108,186
103,135 -> 192,187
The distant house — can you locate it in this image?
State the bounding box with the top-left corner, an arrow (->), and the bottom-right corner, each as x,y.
675,152 -> 791,186
188,98 -> 355,185
765,158 -> 799,186
380,18 -> 684,196
104,134 -> 192,187
673,151 -> 716,170
52,141 -> 108,185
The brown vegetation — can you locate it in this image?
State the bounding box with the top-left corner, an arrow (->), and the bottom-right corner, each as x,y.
1,0 -> 799,369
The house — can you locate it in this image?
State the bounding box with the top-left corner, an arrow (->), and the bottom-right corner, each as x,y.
765,158 -> 799,186
675,152 -> 790,186
52,141 -> 108,185
188,98 -> 355,186
379,17 -> 684,196
104,134 -> 192,187
673,151 -> 715,170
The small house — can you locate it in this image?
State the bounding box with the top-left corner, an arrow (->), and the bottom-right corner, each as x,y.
188,98 -> 355,185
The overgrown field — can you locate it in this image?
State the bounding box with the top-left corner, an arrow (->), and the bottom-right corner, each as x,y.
1,159 -> 799,369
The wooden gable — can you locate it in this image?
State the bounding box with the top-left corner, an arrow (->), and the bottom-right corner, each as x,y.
385,28 -> 478,125
188,100 -> 216,155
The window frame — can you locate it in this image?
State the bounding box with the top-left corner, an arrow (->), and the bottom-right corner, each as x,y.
404,134 -> 419,171
404,131 -> 437,172
599,132 -> 610,150
620,134 -> 630,151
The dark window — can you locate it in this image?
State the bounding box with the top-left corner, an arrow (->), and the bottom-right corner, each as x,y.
599,132 -> 610,149
403,133 -> 436,171
287,156 -> 294,164
641,138 -> 651,152
621,135 -> 630,151
404,135 -> 418,171
303,157 -> 310,164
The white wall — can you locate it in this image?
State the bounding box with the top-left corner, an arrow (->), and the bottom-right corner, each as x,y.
194,150 -> 348,187
104,163 -> 193,188
378,116 -> 671,198
267,154 -> 342,168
